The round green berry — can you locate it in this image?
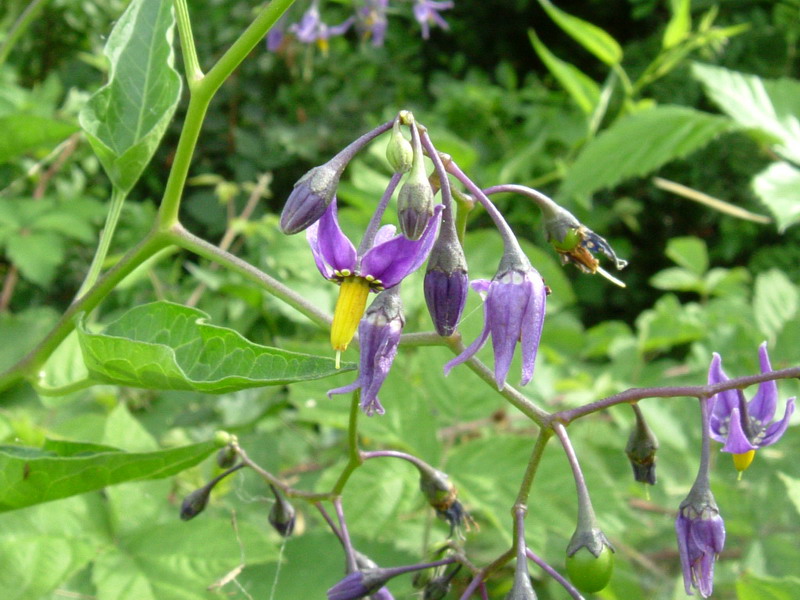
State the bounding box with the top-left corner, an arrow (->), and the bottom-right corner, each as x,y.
566,545 -> 614,593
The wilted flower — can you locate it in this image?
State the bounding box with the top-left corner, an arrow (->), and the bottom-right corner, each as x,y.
675,487 -> 726,598
413,0 -> 454,39
328,289 -> 404,416
308,198 -> 441,362
708,343 -> 796,473
625,403 -> 659,485
543,204 -> 627,287
180,485 -> 212,521
268,485 -> 296,537
444,250 -> 546,389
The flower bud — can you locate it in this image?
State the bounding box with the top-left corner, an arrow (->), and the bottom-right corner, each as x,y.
180,485 -> 212,521
397,125 -> 435,240
280,162 -> 344,234
424,218 -> 468,336
419,466 -> 457,513
675,486 -> 725,597
422,576 -> 451,600
386,118 -> 413,173
625,404 -> 659,485
268,485 -> 296,537
565,527 -> 615,594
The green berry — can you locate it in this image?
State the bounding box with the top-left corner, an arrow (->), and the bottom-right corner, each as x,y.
566,545 -> 614,593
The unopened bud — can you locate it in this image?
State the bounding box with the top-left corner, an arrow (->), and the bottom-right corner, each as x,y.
424,214 -> 468,336
423,576 -> 450,600
386,118 -> 413,173
419,466 -> 457,512
280,162 -> 343,234
625,404 -> 659,485
180,485 -> 212,521
397,124 -> 434,240
268,485 -> 296,537
216,445 -> 237,469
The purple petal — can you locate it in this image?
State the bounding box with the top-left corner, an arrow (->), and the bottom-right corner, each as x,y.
307,220 -> 334,279
749,343 -> 778,424
721,408 -> 757,454
487,275 -> 527,389
360,204 -> 442,288
372,224 -> 396,247
520,272 -> 547,386
327,380 -> 361,399
708,353 -> 738,441
760,397 -> 795,446
470,279 -> 491,296
318,198 -> 357,273
675,515 -> 694,596
443,310 -> 491,376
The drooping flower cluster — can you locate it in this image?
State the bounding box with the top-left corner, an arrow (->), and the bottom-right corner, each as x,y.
267,0 -> 456,51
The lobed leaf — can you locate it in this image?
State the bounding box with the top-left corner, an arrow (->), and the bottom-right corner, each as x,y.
78,0 -> 182,193
0,438 -> 218,512
77,301 -> 351,392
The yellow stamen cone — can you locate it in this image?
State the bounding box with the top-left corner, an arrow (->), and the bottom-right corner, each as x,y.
330,276 -> 371,363
733,450 -> 755,476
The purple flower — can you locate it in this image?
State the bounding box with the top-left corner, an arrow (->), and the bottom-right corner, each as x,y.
308,198 -> 441,357
327,571 -> 371,600
675,488 -> 726,598
359,0 -> 389,46
328,289 -> 404,416
290,1 -> 355,50
413,0 -> 454,39
708,343 -> 795,472
444,255 -> 547,389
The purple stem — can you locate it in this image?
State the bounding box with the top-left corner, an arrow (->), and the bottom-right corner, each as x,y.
334,497 -> 358,573
525,548 -> 585,600
482,184 -> 561,220
553,423 -> 597,531
357,171 -> 403,256
361,449 -> 432,471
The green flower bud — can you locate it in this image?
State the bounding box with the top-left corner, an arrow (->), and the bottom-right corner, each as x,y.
397,124 -> 435,240
386,118 -> 413,173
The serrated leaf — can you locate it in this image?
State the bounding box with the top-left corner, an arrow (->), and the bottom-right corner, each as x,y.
559,105 -> 735,201
753,269 -> 799,344
0,114 -> 78,164
529,29 -> 600,114
537,0 -> 622,65
0,438 -> 217,511
663,0 -> 691,49
665,236 -> 708,275
78,0 -> 181,193
77,301 -> 351,392
752,161 -> 800,232
691,63 -> 800,164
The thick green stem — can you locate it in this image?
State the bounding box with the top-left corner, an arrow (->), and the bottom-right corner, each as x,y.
332,391 -> 364,495
173,0 -> 203,83
77,187 -> 128,297
513,429 -> 553,507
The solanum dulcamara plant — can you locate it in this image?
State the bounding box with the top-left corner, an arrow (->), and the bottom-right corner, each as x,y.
0,1 -> 796,599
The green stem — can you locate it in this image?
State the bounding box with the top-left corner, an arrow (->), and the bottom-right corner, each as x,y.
166,224 -> 331,329
332,390 -> 364,495
173,0 -> 203,84
77,187 -> 128,297
0,232 -> 170,391
158,0 -> 296,230
513,429 -> 553,507
0,0 -> 49,67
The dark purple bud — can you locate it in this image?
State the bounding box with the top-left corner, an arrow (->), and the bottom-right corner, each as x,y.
424,214 -> 468,336
180,485 -> 212,521
268,485 -> 296,537
625,404 -> 659,485
280,162 -> 343,234
328,569 -> 394,600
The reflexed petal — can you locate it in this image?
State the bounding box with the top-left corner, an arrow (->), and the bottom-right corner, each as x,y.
360,204 -> 442,288
443,309 -> 491,376
721,408 -> 757,454
520,273 -> 547,386
675,515 -> 694,595
372,224 -> 397,247
307,220 -> 335,279
470,278 -> 491,296
487,276 -> 526,389
749,343 -> 778,424
327,380 -> 361,399
708,353 -> 738,441
760,397 -> 796,446
318,198 -> 357,273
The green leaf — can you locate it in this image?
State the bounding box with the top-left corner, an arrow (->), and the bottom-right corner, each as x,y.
753,269 -> 799,344
5,230 -> 65,287
0,307 -> 59,373
635,294 -> 706,353
559,105 -> 735,201
77,301 -> 351,392
537,0 -> 623,65
649,267 -> 704,293
691,63 -> 800,164
663,0 -> 691,49
752,161 -> 800,232
737,572 -> 800,600
665,236 -> 708,275
528,29 -> 600,115
78,0 -> 182,193
778,472 -> 800,519
0,114 -> 77,164
0,438 -> 218,511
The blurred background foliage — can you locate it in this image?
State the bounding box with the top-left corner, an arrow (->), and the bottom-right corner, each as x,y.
0,0 -> 799,599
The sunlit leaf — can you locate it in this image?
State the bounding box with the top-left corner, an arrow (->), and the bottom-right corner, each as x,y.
753,269 -> 799,345
77,301 -> 351,392
78,0 -> 182,193
537,0 -> 623,65
559,105 -> 735,202
0,115 -> 77,164
0,438 -> 218,511
752,161 -> 800,232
